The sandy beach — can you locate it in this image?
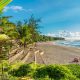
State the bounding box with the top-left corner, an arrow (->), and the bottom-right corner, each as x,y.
37,42 -> 80,64
9,42 -> 80,64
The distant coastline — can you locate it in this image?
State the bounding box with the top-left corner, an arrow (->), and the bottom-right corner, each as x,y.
37,40 -> 80,48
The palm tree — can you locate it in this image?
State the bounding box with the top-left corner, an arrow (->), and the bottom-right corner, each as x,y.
0,16 -> 16,38
16,21 -> 32,48
27,15 -> 41,43
5,15 -> 42,64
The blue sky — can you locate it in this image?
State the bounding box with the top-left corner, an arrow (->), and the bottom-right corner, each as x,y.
3,0 -> 80,34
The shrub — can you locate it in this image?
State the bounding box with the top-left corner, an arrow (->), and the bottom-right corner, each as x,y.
9,64 -> 32,77
33,65 -> 76,80
67,64 -> 80,79
8,63 -> 79,80
46,65 -> 76,80
33,66 -> 48,79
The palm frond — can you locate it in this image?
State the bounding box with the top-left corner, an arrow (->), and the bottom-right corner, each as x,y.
0,0 -> 12,11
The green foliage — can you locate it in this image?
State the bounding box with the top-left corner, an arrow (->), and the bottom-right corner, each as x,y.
0,73 -> 18,80
67,64 -> 80,79
0,14 -> 64,49
38,35 -> 64,42
9,62 -> 24,70
0,34 -> 9,41
0,61 -> 18,80
46,65 -> 76,80
33,64 -> 77,80
16,24 -> 32,46
0,0 -> 12,11
0,34 -> 11,60
0,14 -> 79,80
33,66 -> 48,79
27,15 -> 40,42
0,60 -> 10,71
0,16 -> 16,39
9,64 -> 32,77
34,77 -> 50,80
0,44 -> 12,60
1,62 -> 80,80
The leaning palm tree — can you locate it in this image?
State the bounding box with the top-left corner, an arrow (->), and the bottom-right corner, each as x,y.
9,16 -> 43,64
16,22 -> 32,48
9,22 -> 33,63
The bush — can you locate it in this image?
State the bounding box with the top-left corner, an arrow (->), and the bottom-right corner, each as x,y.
8,63 -> 79,80
33,65 -> 76,80
9,64 -> 32,77
67,64 -> 80,79
33,66 -> 48,79
46,65 -> 76,80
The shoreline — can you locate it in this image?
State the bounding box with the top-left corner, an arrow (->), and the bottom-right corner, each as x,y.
37,41 -> 80,49
37,41 -> 80,64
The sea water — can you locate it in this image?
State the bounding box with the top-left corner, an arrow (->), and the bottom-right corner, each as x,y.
56,40 -> 80,48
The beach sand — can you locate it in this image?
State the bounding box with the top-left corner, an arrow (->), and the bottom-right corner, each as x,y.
9,42 -> 80,64
37,42 -> 80,64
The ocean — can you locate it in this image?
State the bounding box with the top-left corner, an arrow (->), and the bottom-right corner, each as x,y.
56,40 -> 80,48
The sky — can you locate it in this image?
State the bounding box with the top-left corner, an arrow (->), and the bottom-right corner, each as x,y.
3,0 -> 80,35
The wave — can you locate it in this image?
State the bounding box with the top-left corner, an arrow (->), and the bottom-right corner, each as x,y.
56,40 -> 80,48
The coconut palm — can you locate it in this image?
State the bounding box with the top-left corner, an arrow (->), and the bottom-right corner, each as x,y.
0,16 -> 16,39
27,15 -> 41,42
16,22 -> 32,48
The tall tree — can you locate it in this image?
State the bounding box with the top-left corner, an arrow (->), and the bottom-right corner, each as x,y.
0,16 -> 16,38
16,21 -> 32,48
28,15 -> 41,42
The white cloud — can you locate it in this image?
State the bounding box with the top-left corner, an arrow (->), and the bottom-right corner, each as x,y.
4,6 -> 24,12
46,31 -> 80,39
47,33 -> 55,37
3,6 -> 32,12
45,33 -> 58,37
10,6 -> 24,11
3,6 -> 10,12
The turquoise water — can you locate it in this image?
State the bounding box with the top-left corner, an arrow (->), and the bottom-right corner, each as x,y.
56,40 -> 80,48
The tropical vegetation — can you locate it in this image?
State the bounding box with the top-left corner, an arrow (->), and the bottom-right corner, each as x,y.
0,62 -> 80,80
1,10 -> 79,80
